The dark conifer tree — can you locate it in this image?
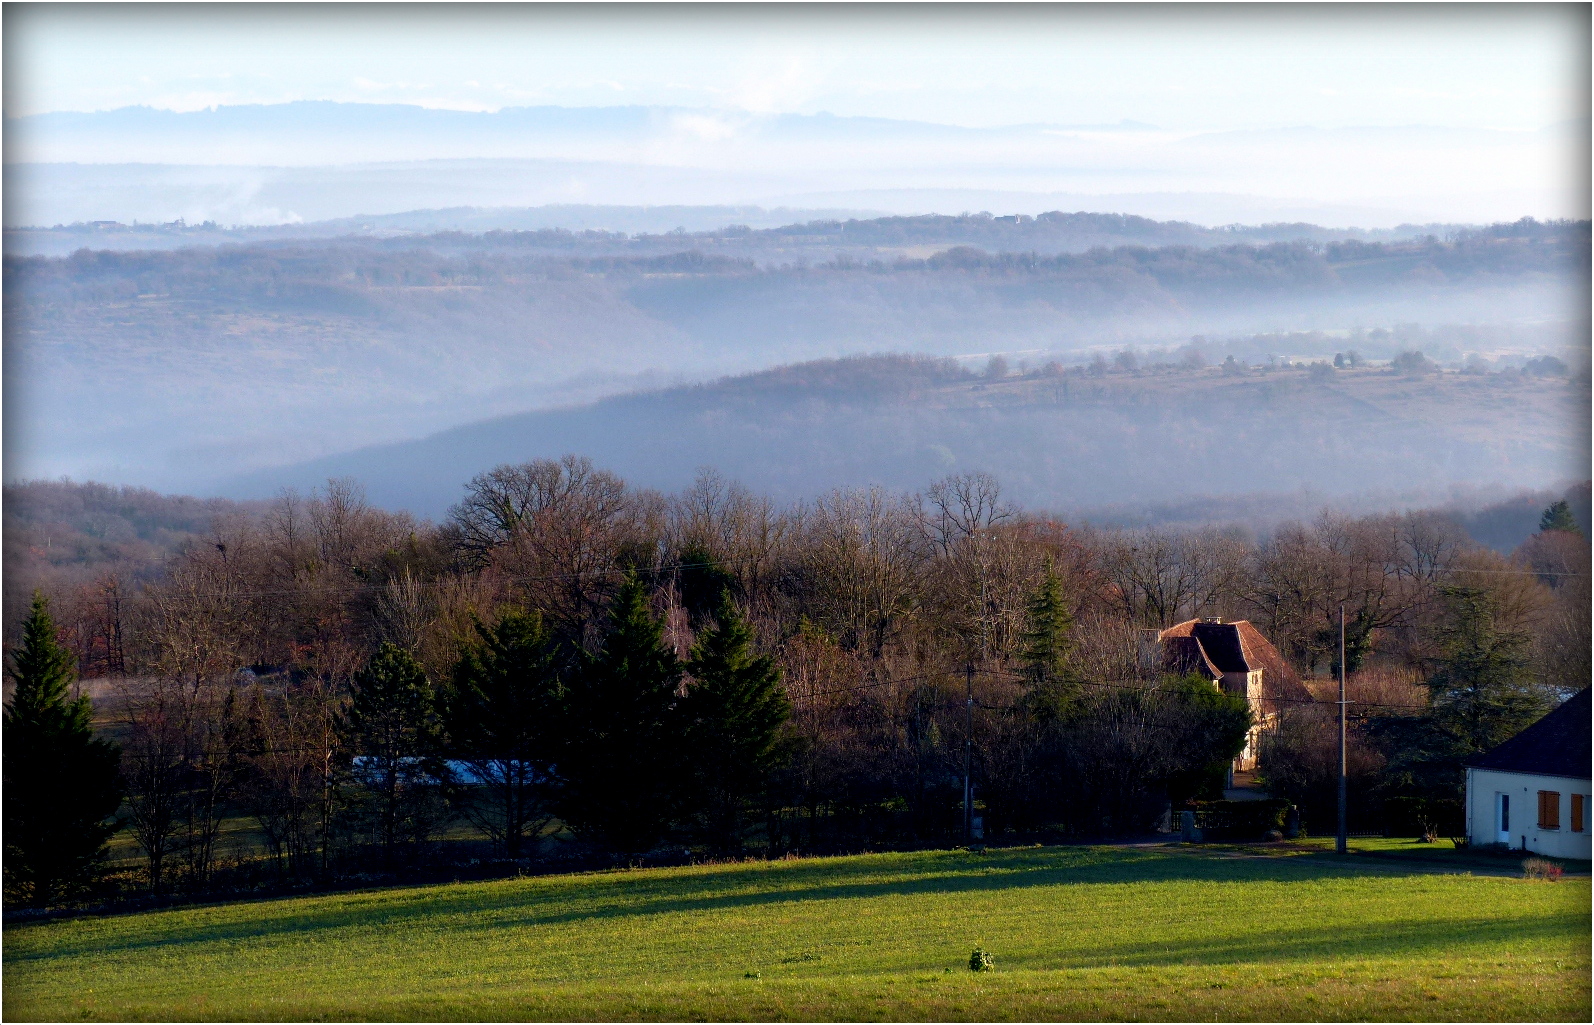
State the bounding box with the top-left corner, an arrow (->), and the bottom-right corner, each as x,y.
443,608 -> 562,858
3,593 -> 122,907
683,591 -> 791,853
1018,564 -> 1082,718
557,574 -> 686,857
1539,499 -> 1580,535
677,540 -> 740,630
342,643 -> 442,869
1425,585 -> 1547,756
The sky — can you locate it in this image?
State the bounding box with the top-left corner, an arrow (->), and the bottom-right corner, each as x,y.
5,3 -> 1586,131
2,4 -> 1588,228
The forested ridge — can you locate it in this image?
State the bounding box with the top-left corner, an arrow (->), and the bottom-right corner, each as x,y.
236,349 -> 1588,517
9,220 -> 1587,302
16,208 -> 1582,258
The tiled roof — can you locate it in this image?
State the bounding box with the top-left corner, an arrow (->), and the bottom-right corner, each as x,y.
1162,634 -> 1221,678
1469,689 -> 1591,780
1232,620 -> 1313,706
1157,618 -> 1312,709
1190,622 -> 1249,673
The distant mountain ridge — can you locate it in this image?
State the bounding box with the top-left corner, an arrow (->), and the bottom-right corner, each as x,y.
6,100 -> 1578,228
3,100 -> 1170,162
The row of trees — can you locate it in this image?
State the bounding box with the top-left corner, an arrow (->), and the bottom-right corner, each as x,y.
5,461 -> 1585,906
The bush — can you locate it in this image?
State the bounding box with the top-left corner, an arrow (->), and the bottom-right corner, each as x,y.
1391,350 -> 1439,375
1522,857 -> 1563,881
969,947 -> 994,972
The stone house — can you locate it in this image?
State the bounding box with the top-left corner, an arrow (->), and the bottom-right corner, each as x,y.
1153,618 -> 1313,773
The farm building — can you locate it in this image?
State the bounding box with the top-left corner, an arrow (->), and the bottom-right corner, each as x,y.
1154,619 -> 1313,772
1464,688 -> 1591,858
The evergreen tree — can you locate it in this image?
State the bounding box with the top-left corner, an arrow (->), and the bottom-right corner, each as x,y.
1018,565 -> 1082,718
683,591 -> 792,852
3,593 -> 122,907
1424,585 -> 1548,757
1539,499 -> 1580,536
342,643 -> 442,869
677,540 -> 740,630
557,575 -> 686,857
443,609 -> 562,858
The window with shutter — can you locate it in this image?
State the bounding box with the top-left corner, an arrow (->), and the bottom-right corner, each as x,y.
1572,794 -> 1585,834
1538,790 -> 1561,830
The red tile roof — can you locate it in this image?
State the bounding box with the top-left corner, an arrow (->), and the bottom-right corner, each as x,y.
1157,618 -> 1311,710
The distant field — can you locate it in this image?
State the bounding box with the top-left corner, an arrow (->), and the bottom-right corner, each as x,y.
5,842 -> 1588,1022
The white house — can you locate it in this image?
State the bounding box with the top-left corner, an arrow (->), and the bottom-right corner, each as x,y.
1465,688 -> 1591,859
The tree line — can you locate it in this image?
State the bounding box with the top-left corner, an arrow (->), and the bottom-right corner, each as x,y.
4,462 -> 1586,907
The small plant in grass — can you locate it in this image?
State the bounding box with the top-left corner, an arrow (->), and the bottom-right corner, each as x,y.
1522,857 -> 1563,881
1450,836 -> 1470,849
969,946 -> 994,972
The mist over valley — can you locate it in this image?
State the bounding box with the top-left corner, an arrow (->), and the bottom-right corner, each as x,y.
5,214 -> 1585,503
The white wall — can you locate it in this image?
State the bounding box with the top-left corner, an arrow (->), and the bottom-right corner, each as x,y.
1466,767 -> 1593,860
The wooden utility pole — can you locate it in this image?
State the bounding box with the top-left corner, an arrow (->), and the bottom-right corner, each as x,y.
965,663 -> 975,843
1337,603 -> 1348,855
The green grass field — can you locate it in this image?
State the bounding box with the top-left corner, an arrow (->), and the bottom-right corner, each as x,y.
5,842 -> 1588,1022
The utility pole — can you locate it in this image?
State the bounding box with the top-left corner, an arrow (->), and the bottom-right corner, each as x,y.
1337,603 -> 1348,855
965,663 -> 975,843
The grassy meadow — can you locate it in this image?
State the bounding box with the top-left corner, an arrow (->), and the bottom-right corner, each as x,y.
4,842 -> 1588,1022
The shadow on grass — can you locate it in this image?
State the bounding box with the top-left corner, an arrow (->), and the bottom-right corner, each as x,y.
10,844 -> 1575,965
1025,910 -> 1585,969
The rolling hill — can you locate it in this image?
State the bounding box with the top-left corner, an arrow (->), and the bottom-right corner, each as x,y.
226,354 -> 1591,521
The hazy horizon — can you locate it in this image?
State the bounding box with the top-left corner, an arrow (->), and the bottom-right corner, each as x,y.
4,5 -> 1587,228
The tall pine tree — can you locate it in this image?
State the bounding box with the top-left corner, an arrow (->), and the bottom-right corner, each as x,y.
557,575 -> 687,857
443,608 -> 562,858
683,591 -> 791,853
1018,564 -> 1082,719
3,593 -> 122,907
342,643 -> 442,869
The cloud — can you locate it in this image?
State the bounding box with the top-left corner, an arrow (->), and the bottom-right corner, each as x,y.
727,52 -> 828,114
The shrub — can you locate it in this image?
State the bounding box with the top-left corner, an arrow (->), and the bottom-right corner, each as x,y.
1391,350 -> 1438,375
969,946 -> 994,972
1522,857 -> 1563,881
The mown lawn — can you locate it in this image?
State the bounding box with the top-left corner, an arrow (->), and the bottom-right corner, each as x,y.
4,843 -> 1588,1022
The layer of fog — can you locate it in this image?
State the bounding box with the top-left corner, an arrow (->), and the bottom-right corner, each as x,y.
6,219 -> 1586,493
5,102 -> 1585,227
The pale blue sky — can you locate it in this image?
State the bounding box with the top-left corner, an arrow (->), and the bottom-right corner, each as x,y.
5,3 -> 1586,130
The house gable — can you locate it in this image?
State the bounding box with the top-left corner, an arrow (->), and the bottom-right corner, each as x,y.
1468,688 -> 1591,780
